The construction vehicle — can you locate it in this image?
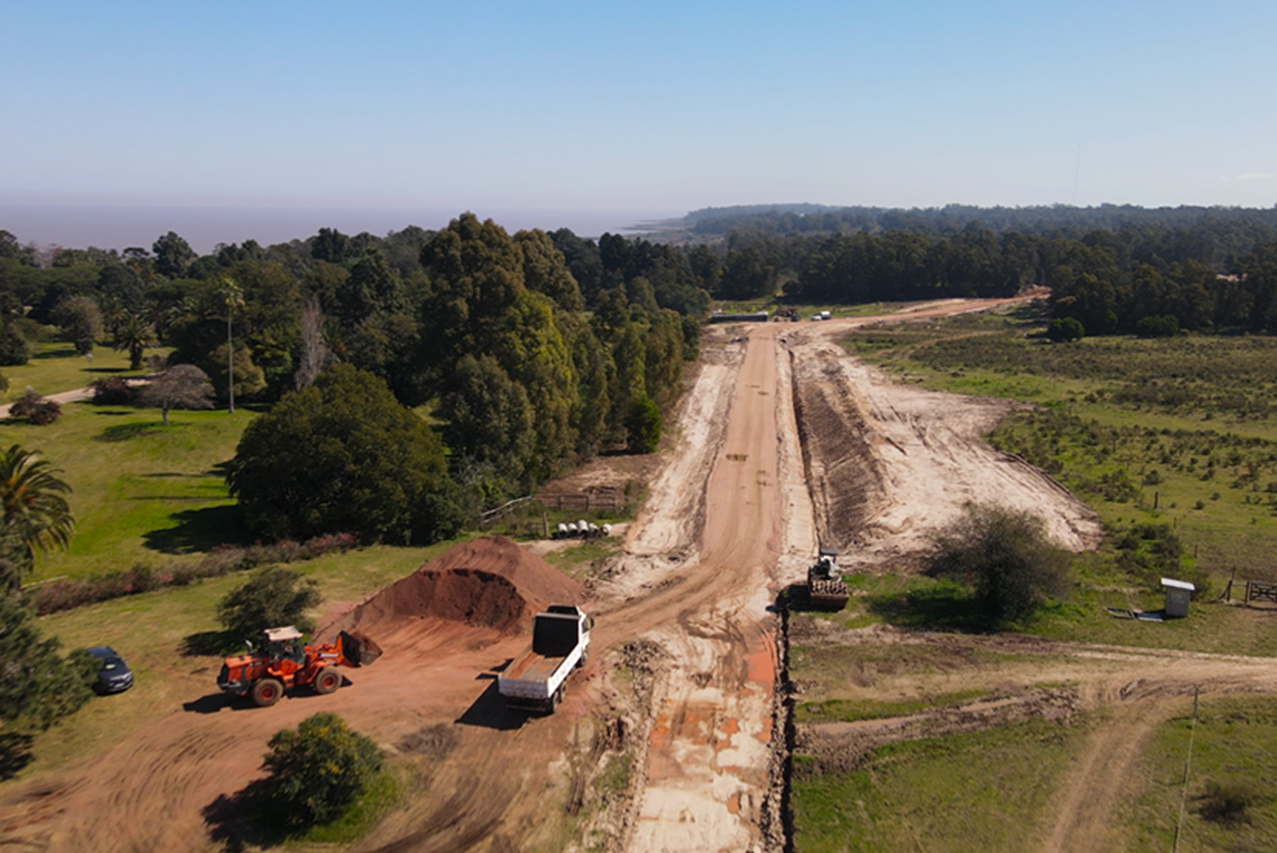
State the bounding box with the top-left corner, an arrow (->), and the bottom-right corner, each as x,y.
498,605 -> 591,714
807,548 -> 850,609
217,625 -> 383,707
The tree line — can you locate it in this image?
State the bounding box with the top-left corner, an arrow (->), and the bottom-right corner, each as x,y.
617,222 -> 1277,337
0,216 -> 704,544
676,202 -> 1277,244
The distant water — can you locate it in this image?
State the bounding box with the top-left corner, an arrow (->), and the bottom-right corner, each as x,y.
0,203 -> 687,254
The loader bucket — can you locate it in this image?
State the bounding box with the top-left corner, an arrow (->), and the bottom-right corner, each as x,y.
339,630 -> 383,667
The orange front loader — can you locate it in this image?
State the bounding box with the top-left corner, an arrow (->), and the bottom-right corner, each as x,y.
217,625 -> 383,707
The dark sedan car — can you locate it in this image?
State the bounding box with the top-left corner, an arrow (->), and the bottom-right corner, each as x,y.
87,646 -> 133,694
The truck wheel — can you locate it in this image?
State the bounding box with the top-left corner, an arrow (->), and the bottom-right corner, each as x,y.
250,678 -> 284,707
313,668 -> 341,695
577,650 -> 589,668
550,686 -> 563,712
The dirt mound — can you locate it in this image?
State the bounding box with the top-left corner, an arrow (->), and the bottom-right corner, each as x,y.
325,536 -> 583,636
791,348 -> 893,551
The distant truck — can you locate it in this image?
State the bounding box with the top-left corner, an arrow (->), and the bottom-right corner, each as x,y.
498,605 -> 592,713
807,548 -> 850,609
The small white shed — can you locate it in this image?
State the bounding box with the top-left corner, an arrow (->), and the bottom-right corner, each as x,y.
1161,577 -> 1195,618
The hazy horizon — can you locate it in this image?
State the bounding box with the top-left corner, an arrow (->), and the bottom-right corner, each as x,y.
3,2 -> 1273,229
0,203 -> 684,255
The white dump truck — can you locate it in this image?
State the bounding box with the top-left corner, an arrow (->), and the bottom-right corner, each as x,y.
498,604 -> 592,713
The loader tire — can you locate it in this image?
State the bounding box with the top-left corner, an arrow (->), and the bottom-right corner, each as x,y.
313,668 -> 341,695
250,678 -> 284,707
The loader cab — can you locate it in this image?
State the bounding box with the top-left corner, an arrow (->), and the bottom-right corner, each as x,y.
263,626 -> 306,665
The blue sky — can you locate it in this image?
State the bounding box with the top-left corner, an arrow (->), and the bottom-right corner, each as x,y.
2,0 -> 1275,238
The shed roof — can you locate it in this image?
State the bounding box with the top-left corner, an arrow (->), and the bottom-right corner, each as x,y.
1161,578 -> 1196,591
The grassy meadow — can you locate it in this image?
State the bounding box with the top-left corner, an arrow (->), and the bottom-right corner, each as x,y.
1119,695 -> 1277,851
792,717 -> 1092,853
0,341 -> 160,402
4,400 -> 249,583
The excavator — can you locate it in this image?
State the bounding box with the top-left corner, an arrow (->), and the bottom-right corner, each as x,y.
217,625 -> 382,707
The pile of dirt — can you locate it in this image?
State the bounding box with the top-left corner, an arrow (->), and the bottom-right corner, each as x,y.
791,349 -> 892,551
325,536 -> 584,636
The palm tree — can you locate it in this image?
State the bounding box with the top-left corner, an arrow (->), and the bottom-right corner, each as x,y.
0,445 -> 74,590
112,314 -> 159,371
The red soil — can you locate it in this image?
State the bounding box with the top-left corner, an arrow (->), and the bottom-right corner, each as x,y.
324,536 -> 584,636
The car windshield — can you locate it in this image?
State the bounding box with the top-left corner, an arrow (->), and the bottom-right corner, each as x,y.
100,658 -> 124,671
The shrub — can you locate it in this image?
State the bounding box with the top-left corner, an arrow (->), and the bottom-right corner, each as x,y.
925,504 -> 1071,626
262,712 -> 384,827
25,533 -> 357,616
216,567 -> 322,641
1046,317 -> 1084,342
90,377 -> 135,405
9,391 -> 60,425
1196,778 -> 1268,825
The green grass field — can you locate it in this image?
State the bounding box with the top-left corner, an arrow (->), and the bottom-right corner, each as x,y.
1118,696 -> 1277,851
792,717 -> 1092,853
3,400 -> 249,583
1,341 -> 163,403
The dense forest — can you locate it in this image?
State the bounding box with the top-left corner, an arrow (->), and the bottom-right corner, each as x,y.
0,216 -> 705,537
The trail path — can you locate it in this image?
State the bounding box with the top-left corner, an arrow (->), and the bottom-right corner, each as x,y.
0,385 -> 95,418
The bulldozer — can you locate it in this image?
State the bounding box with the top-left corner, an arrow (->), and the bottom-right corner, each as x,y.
806,548 -> 850,610
217,625 -> 382,707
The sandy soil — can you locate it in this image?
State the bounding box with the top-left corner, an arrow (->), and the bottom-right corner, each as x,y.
6,294 -> 1275,853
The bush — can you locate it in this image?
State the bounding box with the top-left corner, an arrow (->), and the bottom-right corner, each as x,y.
925,504 -> 1072,626
90,377 -> 135,405
8,391 -> 60,425
1196,778 -> 1268,824
262,712 -> 384,827
1046,317 -> 1085,342
25,533 -> 357,616
217,567 -> 322,641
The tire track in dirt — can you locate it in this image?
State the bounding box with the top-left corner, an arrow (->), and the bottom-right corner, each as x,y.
1039,698 -> 1159,853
